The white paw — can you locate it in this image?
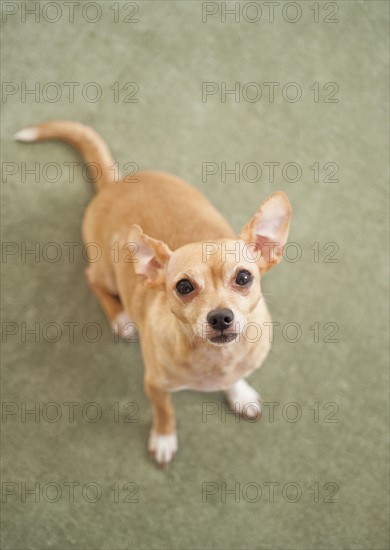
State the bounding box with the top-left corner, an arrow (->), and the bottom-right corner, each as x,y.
111,311 -> 138,341
148,431 -> 178,466
225,379 -> 262,420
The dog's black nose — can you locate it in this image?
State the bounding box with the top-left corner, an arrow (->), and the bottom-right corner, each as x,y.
207,308 -> 234,331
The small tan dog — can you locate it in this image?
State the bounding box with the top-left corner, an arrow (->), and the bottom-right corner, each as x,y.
15,121 -> 292,466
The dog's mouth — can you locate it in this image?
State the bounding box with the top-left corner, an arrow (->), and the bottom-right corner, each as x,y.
208,333 -> 238,345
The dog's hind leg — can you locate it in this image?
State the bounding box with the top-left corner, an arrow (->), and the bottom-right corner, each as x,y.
85,267 -> 137,341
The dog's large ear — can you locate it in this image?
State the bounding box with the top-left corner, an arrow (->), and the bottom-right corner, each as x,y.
128,224 -> 172,288
240,192 -> 292,273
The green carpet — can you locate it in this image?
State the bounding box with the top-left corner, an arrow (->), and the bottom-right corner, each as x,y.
1,1 -> 389,548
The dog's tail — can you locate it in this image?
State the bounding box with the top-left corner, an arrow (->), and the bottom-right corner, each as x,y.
14,120 -> 116,191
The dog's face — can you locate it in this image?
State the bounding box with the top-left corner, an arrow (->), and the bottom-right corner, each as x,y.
164,240 -> 262,344
129,192 -> 291,345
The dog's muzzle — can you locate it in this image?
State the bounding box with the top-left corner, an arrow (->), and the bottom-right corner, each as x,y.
206,308 -> 237,344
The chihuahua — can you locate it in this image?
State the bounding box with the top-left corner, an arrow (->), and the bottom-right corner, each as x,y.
15,121 -> 292,466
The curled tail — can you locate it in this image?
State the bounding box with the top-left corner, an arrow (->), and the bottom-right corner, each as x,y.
14,120 -> 116,191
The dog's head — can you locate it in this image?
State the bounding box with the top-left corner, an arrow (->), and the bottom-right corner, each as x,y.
129,192 -> 291,345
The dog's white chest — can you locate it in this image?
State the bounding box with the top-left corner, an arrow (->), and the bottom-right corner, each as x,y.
168,343 -> 262,392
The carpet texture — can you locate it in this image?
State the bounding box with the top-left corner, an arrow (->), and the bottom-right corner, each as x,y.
1,1 -> 389,548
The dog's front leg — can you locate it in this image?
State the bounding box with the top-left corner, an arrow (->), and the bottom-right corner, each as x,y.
225,379 -> 262,421
144,379 -> 177,467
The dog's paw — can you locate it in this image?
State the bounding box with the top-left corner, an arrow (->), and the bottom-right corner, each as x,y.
225,379 -> 262,420
111,311 -> 138,341
148,431 -> 178,467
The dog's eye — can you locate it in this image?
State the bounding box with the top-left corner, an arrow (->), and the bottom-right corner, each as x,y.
176,279 -> 194,295
235,269 -> 253,286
